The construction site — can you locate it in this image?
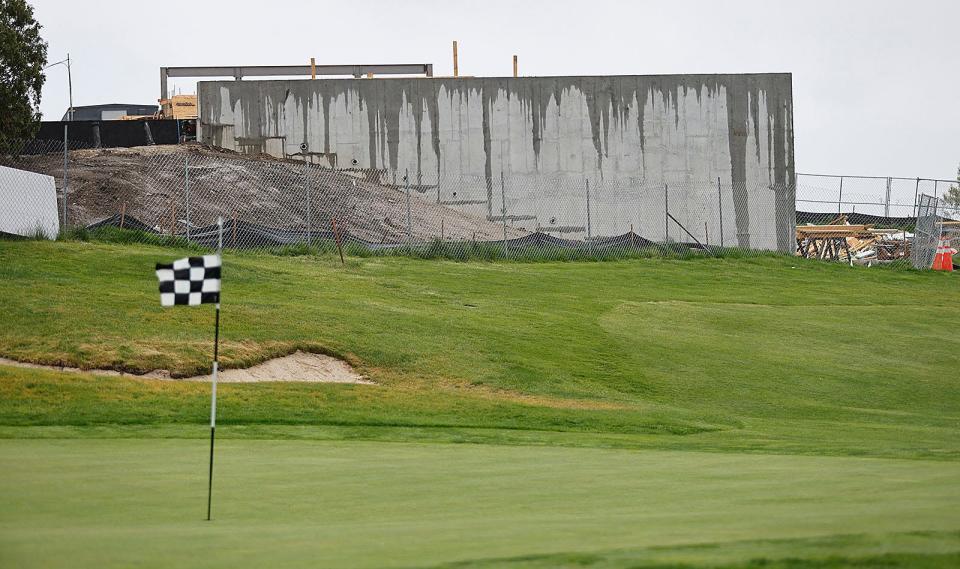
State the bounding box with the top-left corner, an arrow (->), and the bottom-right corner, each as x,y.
1,45 -> 957,268
6,3 -> 960,568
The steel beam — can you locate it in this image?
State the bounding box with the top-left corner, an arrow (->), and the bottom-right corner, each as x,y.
160,63 -> 433,99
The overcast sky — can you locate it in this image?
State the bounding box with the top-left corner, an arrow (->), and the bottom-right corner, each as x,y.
31,0 -> 960,181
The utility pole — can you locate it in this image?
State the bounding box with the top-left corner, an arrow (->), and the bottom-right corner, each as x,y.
66,53 -> 74,121
45,54 -> 74,121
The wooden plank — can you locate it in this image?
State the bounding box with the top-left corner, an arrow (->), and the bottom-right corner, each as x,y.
797,224 -> 873,233
798,232 -> 874,239
160,95 -> 197,120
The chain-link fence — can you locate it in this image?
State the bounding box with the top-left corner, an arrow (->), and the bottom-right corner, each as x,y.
0,143 -> 796,259
912,194 -> 942,270
0,142 -> 953,268
797,173 -> 956,222
1,138 -> 96,238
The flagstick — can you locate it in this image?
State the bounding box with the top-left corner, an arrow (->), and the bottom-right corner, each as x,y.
207,216 -> 223,521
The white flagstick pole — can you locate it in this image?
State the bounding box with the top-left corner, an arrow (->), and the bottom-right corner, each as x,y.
207,216 -> 223,521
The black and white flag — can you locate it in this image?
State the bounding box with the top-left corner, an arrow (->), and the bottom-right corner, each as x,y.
155,255 -> 221,307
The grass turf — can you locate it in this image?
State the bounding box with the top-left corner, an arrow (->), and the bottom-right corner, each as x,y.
1,240 -> 959,567
1,438 -> 959,569
0,240 -> 958,458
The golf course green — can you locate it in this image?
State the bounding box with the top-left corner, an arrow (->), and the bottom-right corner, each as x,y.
1,239 -> 958,567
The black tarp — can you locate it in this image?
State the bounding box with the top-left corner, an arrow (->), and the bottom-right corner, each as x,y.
83,211 -> 939,253
82,217 -> 701,254
86,213 -> 157,234
25,120 -> 183,152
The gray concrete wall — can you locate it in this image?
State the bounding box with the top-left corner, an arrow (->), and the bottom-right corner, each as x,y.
198,74 -> 795,250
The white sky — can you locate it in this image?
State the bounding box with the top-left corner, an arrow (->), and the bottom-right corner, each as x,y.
31,0 -> 960,181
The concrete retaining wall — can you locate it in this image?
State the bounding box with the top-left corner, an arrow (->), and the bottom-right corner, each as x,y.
198,74 -> 795,250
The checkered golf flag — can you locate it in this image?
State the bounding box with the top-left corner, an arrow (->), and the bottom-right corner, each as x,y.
155,255 -> 221,307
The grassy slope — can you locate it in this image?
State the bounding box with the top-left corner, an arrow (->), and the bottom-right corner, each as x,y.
3,241 -> 960,568
1,240 -> 958,458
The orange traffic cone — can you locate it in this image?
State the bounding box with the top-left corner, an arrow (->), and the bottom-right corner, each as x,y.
932,236 -> 955,272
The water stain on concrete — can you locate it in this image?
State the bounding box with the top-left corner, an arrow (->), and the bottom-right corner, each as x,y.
199,73 -> 794,249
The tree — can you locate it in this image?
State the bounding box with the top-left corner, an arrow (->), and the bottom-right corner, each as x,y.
943,164 -> 960,219
0,0 -> 47,153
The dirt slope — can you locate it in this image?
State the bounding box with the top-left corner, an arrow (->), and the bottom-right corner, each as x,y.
4,144 -> 521,242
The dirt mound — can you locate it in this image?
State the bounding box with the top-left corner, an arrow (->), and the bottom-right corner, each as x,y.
4,143 -> 522,243
0,351 -> 372,384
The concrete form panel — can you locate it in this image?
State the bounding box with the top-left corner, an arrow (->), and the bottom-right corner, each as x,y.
0,165 -> 59,239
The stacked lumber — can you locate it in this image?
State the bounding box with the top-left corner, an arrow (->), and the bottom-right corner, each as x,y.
160,95 -> 197,120
796,215 -> 910,264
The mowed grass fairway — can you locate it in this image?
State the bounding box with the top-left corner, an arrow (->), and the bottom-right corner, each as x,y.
3,439 -> 960,569
1,240 -> 959,567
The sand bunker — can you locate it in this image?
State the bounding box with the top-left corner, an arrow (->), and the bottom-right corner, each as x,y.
0,351 -> 372,384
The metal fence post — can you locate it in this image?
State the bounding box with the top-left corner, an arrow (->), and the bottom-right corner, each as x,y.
304,161 -> 312,246
405,168 -> 412,247
586,178 -> 592,255
913,178 -> 920,218
884,177 -> 892,218
184,154 -> 190,241
717,177 -> 723,247
838,176 -> 844,214
62,124 -> 69,230
664,183 -> 669,243
500,171 -> 508,257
